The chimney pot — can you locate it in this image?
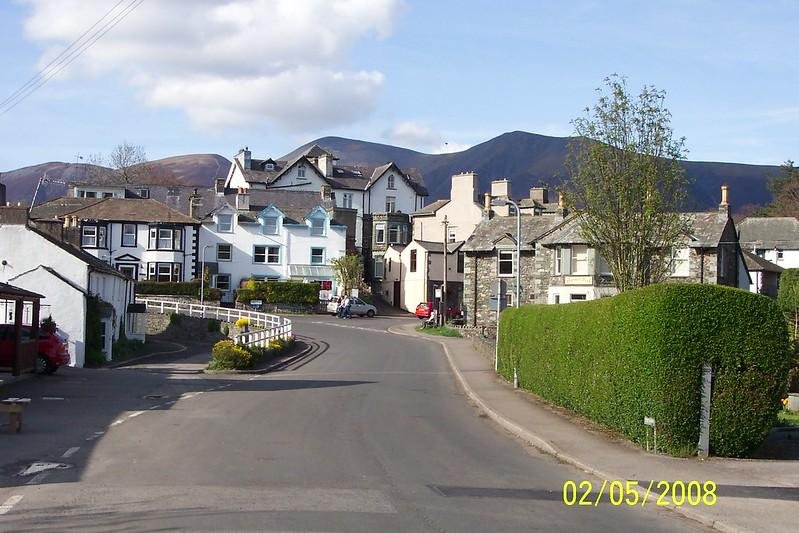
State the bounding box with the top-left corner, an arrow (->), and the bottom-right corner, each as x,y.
719,184 -> 730,218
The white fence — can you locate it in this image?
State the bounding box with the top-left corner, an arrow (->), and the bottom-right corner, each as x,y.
137,298 -> 292,348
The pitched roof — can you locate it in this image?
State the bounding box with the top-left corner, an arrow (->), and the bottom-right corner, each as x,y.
30,197 -> 104,220
413,240 -> 463,253
0,281 -> 44,299
28,226 -> 129,279
742,251 -> 784,273
738,217 -> 799,249
463,214 -> 565,252
32,197 -> 198,225
412,199 -> 450,216
201,190 -> 343,226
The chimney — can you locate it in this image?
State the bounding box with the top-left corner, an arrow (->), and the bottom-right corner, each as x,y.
62,216 -> 69,228
189,188 -> 202,219
235,187 -> 250,211
215,178 -> 226,195
321,184 -> 333,203
530,187 -> 548,205
71,215 -> 79,228
0,180 -> 5,207
450,172 -> 478,203
317,153 -> 333,177
719,184 -> 730,218
483,192 -> 493,220
556,191 -> 567,219
235,147 -> 252,170
490,179 -> 510,198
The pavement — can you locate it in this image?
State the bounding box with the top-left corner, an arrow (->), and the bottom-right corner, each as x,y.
388,323 -> 799,533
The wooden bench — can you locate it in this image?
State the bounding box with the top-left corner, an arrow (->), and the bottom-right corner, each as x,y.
0,398 -> 30,433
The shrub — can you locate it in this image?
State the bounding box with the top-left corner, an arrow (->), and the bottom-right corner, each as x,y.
221,324 -> 230,337
235,317 -> 250,329
136,280 -> 221,300
208,340 -> 253,370
498,283 -> 792,457
207,319 -> 220,332
169,312 -> 181,325
236,281 -> 320,305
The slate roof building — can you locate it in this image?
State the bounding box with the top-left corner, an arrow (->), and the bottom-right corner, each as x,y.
737,216 -> 799,270
742,250 -> 783,298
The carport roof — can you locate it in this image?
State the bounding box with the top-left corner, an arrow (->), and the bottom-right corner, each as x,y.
0,282 -> 44,300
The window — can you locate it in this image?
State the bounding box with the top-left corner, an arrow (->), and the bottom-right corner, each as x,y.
375,223 -> 386,244
554,294 -> 561,304
387,174 -> 395,190
374,257 -> 384,278
448,227 -> 457,243
136,188 -> 150,199
410,249 -> 417,272
571,245 -> 588,275
217,243 -> 232,261
311,247 -> 325,265
506,293 -> 513,307
213,274 -> 231,291
85,191 -> 97,198
254,245 -> 280,264
81,225 -> 106,248
457,251 -> 464,273
265,162 -> 275,171
755,248 -> 765,258
102,192 -> 114,198
262,216 -> 278,235
122,223 -> 136,247
298,164 -> 306,178
385,196 -> 396,213
498,250 -> 514,276
555,247 -> 563,275
148,262 -> 182,282
217,214 -> 233,233
388,258 -> 392,272
777,249 -> 784,260
148,227 -> 183,250
342,193 -> 353,209
597,252 -> 612,276
570,294 -> 587,301
310,217 -> 325,236
669,247 -> 689,277
388,224 -> 402,244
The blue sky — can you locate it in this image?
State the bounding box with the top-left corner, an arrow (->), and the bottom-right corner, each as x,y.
1,0 -> 797,171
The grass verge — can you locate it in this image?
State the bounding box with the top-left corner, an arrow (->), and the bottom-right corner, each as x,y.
777,409 -> 799,428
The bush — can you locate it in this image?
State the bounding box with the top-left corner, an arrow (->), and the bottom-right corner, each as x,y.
169,312 -> 181,325
136,280 -> 221,300
207,319 -> 220,332
236,281 -> 320,305
221,324 -> 230,337
498,283 -> 792,457
208,340 -> 253,370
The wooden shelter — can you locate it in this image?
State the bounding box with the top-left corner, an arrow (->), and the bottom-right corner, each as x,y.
0,282 -> 44,376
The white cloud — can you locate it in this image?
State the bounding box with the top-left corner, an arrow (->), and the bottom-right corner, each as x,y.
19,0 -> 400,130
383,121 -> 443,152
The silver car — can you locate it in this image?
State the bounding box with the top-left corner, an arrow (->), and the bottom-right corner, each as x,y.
327,296 -> 377,318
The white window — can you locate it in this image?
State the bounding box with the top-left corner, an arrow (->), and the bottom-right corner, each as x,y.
298,164 -> 306,178
555,247 -> 563,275
571,245 -> 588,275
670,247 -> 690,277
387,174 -> 395,190
310,217 -> 325,236
262,216 -> 278,235
597,252 -> 612,276
217,243 -> 232,262
149,262 -> 182,282
506,292 -> 513,307
777,249 -> 784,260
148,227 -> 182,250
311,248 -> 325,265
254,245 -> 280,264
217,214 -> 233,233
213,274 -> 231,291
385,196 -> 396,213
81,226 -> 97,247
374,257 -> 384,278
375,223 -> 386,244
265,162 -> 275,171
498,250 -> 514,276
388,224 -> 402,244
448,227 -> 457,243
342,193 -> 353,209
122,223 -> 136,247
136,188 -> 149,199
158,229 -> 172,250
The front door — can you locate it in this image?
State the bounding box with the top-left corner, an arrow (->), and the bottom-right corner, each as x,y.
393,281 -> 401,308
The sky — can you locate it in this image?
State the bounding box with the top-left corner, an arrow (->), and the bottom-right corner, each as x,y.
1,0 -> 797,171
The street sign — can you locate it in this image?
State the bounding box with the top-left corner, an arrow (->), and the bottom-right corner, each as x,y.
435,287 -> 442,298
250,300 -> 263,306
643,416 -> 655,427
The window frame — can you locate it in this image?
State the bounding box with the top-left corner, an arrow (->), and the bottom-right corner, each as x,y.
387,174 -> 395,190
342,193 -> 353,209
375,223 -> 386,244
121,223 -> 137,247
457,251 -> 464,273
385,196 -> 396,213
310,247 -> 325,265
570,245 -> 589,275
410,249 -> 417,272
216,213 -> 233,233
310,216 -> 326,236
213,274 -> 231,291
254,245 -> 281,264
498,249 -> 514,276
388,223 -> 402,244
148,226 -> 184,251
217,243 -> 232,262
262,216 -> 279,235
669,246 -> 690,277
81,224 -> 107,249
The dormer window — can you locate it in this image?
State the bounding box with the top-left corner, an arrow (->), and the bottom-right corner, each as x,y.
310,217 -> 325,236
298,164 -> 306,178
387,174 -> 395,190
265,162 -> 275,171
217,213 -> 233,233
263,215 -> 279,235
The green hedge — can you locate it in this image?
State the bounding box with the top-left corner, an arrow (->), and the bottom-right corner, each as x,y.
236,281 -> 320,305
498,284 -> 791,457
136,280 -> 220,300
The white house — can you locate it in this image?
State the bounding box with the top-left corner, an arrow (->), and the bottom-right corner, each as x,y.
0,207 -> 141,366
223,146 -> 428,251
30,197 -> 200,281
738,216 -> 799,269
198,189 -> 348,299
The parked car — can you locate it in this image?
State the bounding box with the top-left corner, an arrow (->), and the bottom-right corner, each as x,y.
326,296 -> 378,317
415,301 -> 462,320
0,325 -> 70,374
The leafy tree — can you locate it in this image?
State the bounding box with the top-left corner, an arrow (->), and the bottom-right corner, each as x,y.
777,268 -> 799,339
762,160 -> 799,217
566,75 -> 689,291
330,255 -> 363,295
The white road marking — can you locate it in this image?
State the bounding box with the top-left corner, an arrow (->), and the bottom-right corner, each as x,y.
0,495 -> 23,515
19,462 -> 69,476
41,397 -> 65,401
127,410 -> 145,419
61,447 -> 80,459
109,419 -> 125,427
85,431 -> 105,441
308,321 -> 389,334
25,472 -> 49,485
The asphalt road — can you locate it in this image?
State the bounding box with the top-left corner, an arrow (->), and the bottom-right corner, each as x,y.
0,315 -> 706,531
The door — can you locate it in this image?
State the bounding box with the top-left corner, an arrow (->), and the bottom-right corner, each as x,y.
393,281 -> 401,308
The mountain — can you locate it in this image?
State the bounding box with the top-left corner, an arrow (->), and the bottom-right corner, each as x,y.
1,132 -> 778,212
1,154 -> 231,206
288,131 -> 778,211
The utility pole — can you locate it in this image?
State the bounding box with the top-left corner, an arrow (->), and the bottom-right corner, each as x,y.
441,215 -> 448,327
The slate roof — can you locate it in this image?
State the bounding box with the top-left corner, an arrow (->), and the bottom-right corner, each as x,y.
413,240 -> 463,254
742,251 -> 784,273
462,214 -> 565,252
412,199 -> 450,216
32,197 -> 197,224
28,226 -> 129,279
201,190 -> 344,227
0,282 -> 44,299
738,217 -> 799,249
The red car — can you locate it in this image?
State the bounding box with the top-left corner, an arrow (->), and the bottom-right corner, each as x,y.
0,325 -> 70,374
415,301 -> 462,320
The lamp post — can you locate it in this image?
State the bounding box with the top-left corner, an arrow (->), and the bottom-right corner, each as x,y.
491,197 -> 521,308
200,244 -> 213,309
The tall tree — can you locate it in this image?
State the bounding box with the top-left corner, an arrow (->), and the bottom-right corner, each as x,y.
566,75 -> 689,292
330,255 -> 363,295
762,160 -> 799,217
86,142 -> 154,184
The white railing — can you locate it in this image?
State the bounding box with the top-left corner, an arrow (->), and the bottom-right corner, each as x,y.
137,298 -> 292,348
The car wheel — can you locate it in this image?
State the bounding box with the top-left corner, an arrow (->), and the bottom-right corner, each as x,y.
36,354 -> 49,374
366,310 -> 375,318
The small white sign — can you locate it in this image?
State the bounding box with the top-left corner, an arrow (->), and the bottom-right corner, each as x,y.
250,300 -> 263,306
435,288 -> 442,298
643,416 -> 656,427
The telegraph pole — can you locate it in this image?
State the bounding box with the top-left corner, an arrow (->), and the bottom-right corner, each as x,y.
441,215 -> 448,327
